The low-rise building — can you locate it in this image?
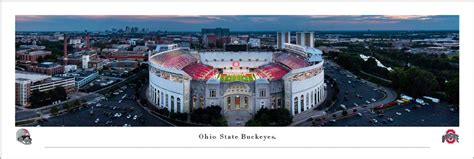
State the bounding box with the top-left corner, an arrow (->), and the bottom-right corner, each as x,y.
73,71 -> 100,88
26,62 -> 65,75
15,71 -> 75,106
16,50 -> 52,63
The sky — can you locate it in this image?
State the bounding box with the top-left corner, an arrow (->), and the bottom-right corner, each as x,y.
16,15 -> 459,32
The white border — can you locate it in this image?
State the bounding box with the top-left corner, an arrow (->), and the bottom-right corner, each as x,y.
2,2 -> 473,159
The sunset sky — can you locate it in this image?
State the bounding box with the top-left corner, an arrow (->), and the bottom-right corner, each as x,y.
16,15 -> 459,31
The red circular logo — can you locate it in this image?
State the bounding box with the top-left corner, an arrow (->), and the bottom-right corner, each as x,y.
232,61 -> 240,67
445,129 -> 457,144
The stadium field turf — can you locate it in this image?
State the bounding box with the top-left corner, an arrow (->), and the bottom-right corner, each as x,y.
218,74 -> 255,83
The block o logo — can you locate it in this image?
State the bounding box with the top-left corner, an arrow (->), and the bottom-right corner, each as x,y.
232,61 -> 240,67
442,129 -> 459,144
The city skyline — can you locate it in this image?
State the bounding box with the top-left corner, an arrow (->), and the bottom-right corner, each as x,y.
16,15 -> 459,32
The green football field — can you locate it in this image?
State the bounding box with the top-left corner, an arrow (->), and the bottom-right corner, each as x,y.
218,73 -> 256,83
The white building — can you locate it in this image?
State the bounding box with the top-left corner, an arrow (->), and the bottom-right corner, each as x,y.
296,32 -> 315,48
15,71 -> 75,106
248,38 -> 261,48
148,33 -> 326,120
82,55 -> 90,69
64,65 -> 77,73
69,38 -> 82,45
276,32 -> 291,49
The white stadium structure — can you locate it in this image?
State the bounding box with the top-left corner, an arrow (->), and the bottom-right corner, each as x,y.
147,33 -> 326,120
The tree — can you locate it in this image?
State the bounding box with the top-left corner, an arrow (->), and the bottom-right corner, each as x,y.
390,67 -> 439,97
37,56 -> 44,63
29,86 -> 68,107
53,87 -> 68,101
245,119 -> 260,126
73,100 -> 81,107
190,106 -> 227,126
30,90 -> 44,106
445,78 -> 459,104
50,106 -> 59,115
245,108 -> 292,126
64,103 -> 73,112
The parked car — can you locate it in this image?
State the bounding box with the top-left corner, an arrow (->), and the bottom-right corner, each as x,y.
387,118 -> 394,122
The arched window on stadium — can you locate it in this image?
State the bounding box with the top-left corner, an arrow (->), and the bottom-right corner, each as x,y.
239,59 -> 242,61
157,90 -> 160,106
200,96 -> 204,108
171,96 -> 175,112
264,59 -> 267,61
221,59 -> 224,61
300,95 -> 304,112
256,59 -> 259,61
161,92 -> 164,106
306,93 -> 309,107
227,96 -> 231,110
314,90 -> 317,104
271,96 -> 276,109
317,89 -> 320,104
248,59 -> 251,61
230,59 -> 233,61
277,98 -> 282,108
244,96 -> 249,110
177,97 -> 181,113
165,94 -> 169,108
294,97 -> 298,114
213,59 -> 216,62
192,96 -> 197,109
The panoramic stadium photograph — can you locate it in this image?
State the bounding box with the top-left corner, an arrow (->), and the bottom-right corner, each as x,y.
15,15 -> 459,127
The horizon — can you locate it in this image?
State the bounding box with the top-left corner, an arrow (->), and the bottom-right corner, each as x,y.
16,15 -> 459,32
15,29 -> 460,33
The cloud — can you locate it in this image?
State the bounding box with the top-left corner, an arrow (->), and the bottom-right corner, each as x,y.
383,15 -> 433,20
16,15 -> 48,22
248,17 -> 279,23
15,15 -> 458,31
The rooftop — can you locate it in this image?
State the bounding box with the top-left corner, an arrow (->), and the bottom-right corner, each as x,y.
15,71 -> 51,83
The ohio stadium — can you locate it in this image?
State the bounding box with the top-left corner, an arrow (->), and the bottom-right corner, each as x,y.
147,34 -> 326,120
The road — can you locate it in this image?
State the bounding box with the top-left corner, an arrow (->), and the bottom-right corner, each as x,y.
324,101 -> 458,126
15,92 -> 101,122
293,60 -> 398,126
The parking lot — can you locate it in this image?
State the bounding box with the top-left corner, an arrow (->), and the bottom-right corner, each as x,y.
38,85 -> 172,127
323,101 -> 459,126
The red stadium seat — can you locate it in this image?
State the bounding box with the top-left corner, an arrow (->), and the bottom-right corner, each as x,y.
254,63 -> 289,80
183,63 -> 217,80
152,50 -> 197,69
274,53 -> 308,69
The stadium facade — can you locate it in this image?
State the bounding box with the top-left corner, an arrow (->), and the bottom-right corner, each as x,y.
148,33 -> 326,117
